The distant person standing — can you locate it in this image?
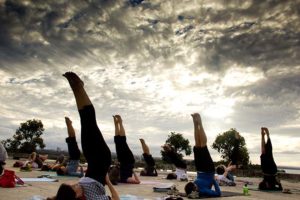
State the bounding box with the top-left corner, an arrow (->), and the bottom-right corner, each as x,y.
259,127 -> 283,191
0,142 -> 8,175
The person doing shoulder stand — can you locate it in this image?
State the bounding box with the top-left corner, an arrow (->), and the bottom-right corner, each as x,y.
184,113 -> 221,197
112,115 -> 140,184
49,72 -> 119,200
56,117 -> 84,178
139,139 -> 158,177
259,127 -> 283,191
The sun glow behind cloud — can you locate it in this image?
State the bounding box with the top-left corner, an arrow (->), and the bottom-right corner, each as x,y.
222,67 -> 264,87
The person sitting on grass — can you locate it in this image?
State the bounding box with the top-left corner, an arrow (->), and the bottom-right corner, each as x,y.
56,117 -> 84,177
139,138 -> 158,177
215,131 -> 241,186
161,144 -> 188,181
259,127 -> 283,191
48,72 -> 119,200
112,115 -> 140,184
184,113 -> 221,198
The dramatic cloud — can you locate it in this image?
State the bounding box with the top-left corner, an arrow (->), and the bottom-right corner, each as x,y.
0,0 -> 299,166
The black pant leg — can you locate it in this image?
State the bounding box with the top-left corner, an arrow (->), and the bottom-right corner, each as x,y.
114,136 -> 135,165
194,146 -> 215,173
143,153 -> 155,167
260,138 -> 277,175
79,105 -> 111,185
66,137 -> 80,160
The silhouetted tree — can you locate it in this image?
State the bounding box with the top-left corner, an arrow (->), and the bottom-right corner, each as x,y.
3,119 -> 46,153
212,128 -> 250,167
161,132 -> 192,163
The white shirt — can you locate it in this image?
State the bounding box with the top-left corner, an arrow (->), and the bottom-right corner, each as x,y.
0,143 -> 8,162
175,168 -> 188,180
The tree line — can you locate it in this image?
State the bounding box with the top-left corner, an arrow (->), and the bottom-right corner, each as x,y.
1,119 -> 250,167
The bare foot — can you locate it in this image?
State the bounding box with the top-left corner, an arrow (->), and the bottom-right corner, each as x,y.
63,72 -> 84,89
261,127 -> 265,136
65,117 -> 72,125
115,115 -> 122,123
112,115 -> 118,123
139,138 -> 145,144
192,113 -> 201,124
264,127 -> 270,137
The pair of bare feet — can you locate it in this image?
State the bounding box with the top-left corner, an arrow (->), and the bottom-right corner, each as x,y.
113,115 -> 122,124
65,117 -> 76,138
261,127 -> 270,137
63,72 -> 84,89
191,113 -> 201,124
65,117 -> 72,126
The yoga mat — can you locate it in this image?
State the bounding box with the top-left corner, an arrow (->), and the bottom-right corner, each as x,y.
153,183 -> 175,192
221,191 -> 243,197
20,177 -> 58,182
120,195 -> 163,200
141,181 -> 174,185
38,174 -> 79,178
248,186 -> 282,192
248,186 -> 299,194
189,191 -> 243,199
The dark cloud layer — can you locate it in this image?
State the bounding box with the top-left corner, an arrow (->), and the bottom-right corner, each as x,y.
0,0 -> 299,165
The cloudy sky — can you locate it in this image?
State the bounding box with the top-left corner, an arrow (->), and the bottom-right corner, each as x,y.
0,0 -> 299,167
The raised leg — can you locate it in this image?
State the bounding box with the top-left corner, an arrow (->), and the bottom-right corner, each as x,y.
191,113 -> 207,147
261,127 -> 266,155
63,72 -> 91,109
63,72 -> 111,185
192,113 -> 215,173
115,115 -> 125,136
65,117 -> 80,160
140,139 -> 150,155
113,116 -> 120,136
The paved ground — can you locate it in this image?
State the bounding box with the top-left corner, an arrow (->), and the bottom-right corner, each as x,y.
0,159 -> 299,200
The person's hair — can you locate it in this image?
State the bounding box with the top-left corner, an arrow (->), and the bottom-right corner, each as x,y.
216,165 -> 225,175
56,183 -> 76,200
258,181 -> 268,190
184,182 -> 196,195
0,164 -> 3,175
166,173 -> 177,180
109,165 -> 120,185
140,169 -> 147,176
56,167 -> 66,176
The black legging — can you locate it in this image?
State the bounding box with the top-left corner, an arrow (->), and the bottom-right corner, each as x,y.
79,105 -> 111,185
142,153 -> 157,176
230,138 -> 240,165
114,136 -> 135,182
194,146 -> 215,173
66,137 -> 80,160
261,138 -> 277,175
143,153 -> 155,167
